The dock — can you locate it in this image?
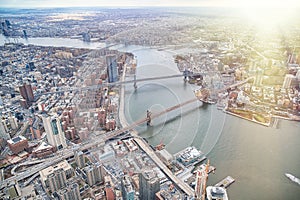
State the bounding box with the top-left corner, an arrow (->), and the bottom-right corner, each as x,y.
215,176 -> 235,188
193,163 -> 216,174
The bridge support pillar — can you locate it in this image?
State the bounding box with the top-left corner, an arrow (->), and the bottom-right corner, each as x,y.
133,74 -> 137,89
146,110 -> 152,126
183,69 -> 188,82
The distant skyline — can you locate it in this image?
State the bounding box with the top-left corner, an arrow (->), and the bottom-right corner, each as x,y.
1,0 -> 299,8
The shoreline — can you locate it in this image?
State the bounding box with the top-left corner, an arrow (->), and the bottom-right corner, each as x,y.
118,62 -> 130,129
223,109 -> 271,127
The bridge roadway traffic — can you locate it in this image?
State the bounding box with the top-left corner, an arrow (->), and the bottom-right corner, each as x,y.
1,98 -> 198,196
2,76 -> 253,192
35,72 -> 204,96
118,66 -> 195,197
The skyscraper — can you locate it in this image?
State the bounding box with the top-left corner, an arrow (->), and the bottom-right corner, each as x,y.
48,168 -> 67,193
195,169 -> 208,200
282,74 -> 295,89
84,163 -> 103,186
57,183 -> 81,200
75,150 -> 85,168
8,116 -> 18,130
40,160 -> 73,193
19,83 -> 34,105
0,96 -> 3,106
139,169 -> 160,200
42,114 -> 67,150
0,119 -> 10,140
121,175 -> 135,200
106,54 -> 118,83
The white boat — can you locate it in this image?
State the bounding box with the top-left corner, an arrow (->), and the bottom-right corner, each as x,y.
206,186 -> 229,200
285,173 -> 300,185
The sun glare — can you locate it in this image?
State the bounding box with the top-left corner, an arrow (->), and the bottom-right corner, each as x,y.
232,0 -> 299,30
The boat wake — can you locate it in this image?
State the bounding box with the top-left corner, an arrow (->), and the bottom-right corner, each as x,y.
285,173 -> 300,186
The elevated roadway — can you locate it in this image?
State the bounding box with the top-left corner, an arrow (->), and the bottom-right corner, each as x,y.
35,72 -> 204,97
1,97 -> 198,196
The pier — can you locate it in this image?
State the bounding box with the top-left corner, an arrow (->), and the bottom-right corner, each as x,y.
215,176 -> 235,188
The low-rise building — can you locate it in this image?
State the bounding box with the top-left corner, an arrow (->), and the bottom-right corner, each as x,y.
7,136 -> 28,155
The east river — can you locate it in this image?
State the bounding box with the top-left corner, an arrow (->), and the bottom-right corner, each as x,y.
1,35 -> 300,199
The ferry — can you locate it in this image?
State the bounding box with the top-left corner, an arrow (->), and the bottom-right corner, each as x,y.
285,173 -> 300,185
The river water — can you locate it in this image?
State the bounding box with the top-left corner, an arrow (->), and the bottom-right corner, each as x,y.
1,36 -> 299,199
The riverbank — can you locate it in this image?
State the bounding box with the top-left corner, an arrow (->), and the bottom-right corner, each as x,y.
118,62 -> 130,129
224,108 -> 271,127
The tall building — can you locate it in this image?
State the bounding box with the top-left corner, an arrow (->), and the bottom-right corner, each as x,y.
139,169 -> 160,200
296,70 -> 300,81
282,74 -> 295,89
8,116 -> 18,130
195,169 -> 208,200
30,116 -> 43,139
0,119 -> 10,140
121,175 -> 135,200
40,160 -> 73,193
47,168 -> 67,192
19,83 -> 34,105
25,84 -> 34,102
84,163 -> 103,186
57,183 -> 81,200
75,150 -> 85,168
106,54 -> 118,83
42,114 -> 67,150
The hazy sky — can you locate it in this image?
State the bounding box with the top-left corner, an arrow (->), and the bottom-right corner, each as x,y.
0,0 -> 299,8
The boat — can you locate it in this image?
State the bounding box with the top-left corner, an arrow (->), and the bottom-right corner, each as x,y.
285,173 -> 300,185
206,186 -> 229,200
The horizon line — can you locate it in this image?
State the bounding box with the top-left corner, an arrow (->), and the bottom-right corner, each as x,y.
1,5 -> 299,9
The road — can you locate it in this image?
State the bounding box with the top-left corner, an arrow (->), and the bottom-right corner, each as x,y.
1,97 -> 199,191
133,136 -> 195,197
118,66 -> 195,197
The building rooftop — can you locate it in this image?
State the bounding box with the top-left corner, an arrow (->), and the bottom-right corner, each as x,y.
39,160 -> 71,181
143,169 -> 158,181
122,175 -> 134,193
7,136 -> 27,145
32,142 -> 53,152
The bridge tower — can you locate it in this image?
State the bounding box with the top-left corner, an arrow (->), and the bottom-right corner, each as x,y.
146,110 -> 152,126
183,68 -> 188,82
133,74 -> 137,89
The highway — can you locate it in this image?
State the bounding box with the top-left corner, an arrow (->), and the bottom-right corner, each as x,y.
133,137 -> 194,197
1,67 -> 250,194
1,66 -> 197,197
118,67 -> 195,197
1,98 -> 199,191
1,70 -> 251,194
